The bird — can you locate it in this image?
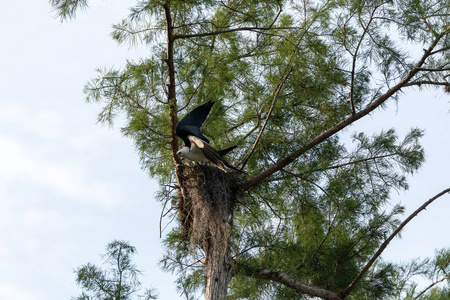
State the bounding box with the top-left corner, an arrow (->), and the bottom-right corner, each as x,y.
175,101 -> 240,173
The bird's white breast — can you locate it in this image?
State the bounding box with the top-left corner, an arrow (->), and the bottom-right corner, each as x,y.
180,144 -> 209,162
188,143 -> 209,162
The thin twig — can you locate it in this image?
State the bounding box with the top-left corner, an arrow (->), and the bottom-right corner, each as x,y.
350,5 -> 378,115
239,67 -> 293,169
419,13 -> 438,37
314,152 -> 400,172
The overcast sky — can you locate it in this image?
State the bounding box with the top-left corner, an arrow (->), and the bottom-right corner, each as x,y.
0,1 -> 449,299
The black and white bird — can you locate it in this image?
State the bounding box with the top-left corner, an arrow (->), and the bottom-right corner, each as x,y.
175,101 -> 239,172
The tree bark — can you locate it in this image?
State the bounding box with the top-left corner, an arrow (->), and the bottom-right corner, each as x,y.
165,3 -> 235,298
205,247 -> 232,300
163,1 -> 179,164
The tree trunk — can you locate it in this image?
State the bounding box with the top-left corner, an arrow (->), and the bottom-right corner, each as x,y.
176,165 -> 238,300
205,245 -> 232,300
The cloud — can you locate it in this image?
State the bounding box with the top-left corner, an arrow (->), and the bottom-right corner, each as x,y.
0,134 -> 121,208
0,135 -> 34,183
0,283 -> 37,300
22,210 -> 46,227
0,102 -> 62,138
69,127 -> 122,149
90,0 -> 129,11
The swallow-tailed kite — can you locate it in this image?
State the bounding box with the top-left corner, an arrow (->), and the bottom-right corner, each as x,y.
176,101 -> 239,172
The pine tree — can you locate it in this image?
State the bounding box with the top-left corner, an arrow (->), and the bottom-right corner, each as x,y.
72,240 -> 157,300
51,0 -> 450,299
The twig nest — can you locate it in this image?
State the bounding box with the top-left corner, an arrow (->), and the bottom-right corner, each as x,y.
176,165 -> 241,255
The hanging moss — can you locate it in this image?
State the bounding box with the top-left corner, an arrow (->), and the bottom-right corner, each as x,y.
176,165 -> 240,253
176,165 -> 242,298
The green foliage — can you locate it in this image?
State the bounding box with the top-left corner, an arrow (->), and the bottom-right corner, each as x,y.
50,0 -> 88,20
382,247 -> 450,300
84,59 -> 174,181
72,240 -> 157,300
50,0 -> 450,299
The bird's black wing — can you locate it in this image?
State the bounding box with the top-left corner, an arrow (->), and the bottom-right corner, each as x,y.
217,145 -> 237,157
180,101 -> 214,128
176,101 -> 214,145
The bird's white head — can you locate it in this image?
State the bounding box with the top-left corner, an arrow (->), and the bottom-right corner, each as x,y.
176,146 -> 190,158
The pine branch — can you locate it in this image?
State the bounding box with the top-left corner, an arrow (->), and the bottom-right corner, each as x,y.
419,13 -> 438,37
239,67 -> 293,169
174,26 -> 301,40
242,25 -> 450,191
414,275 -> 450,299
317,152 -> 400,171
234,263 -> 345,300
339,188 -> 450,298
219,0 -> 259,26
350,4 -> 379,115
50,0 -> 88,21
430,46 -> 450,55
416,67 -> 450,72
404,80 -> 450,87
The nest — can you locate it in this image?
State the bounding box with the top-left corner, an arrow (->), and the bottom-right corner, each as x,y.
176,165 -> 240,260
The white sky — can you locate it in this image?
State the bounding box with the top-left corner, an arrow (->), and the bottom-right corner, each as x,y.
0,1 -> 449,299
